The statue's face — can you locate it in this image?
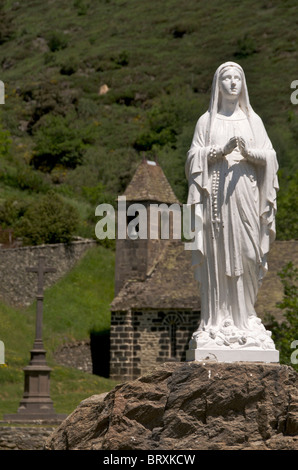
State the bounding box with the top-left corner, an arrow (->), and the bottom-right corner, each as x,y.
219,68 -> 242,99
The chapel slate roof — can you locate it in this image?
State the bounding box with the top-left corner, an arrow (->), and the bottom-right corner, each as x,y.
123,159 -> 181,204
111,240 -> 200,311
111,239 -> 298,323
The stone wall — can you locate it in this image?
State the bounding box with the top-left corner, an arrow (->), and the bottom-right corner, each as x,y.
110,310 -> 134,380
110,309 -> 200,381
0,238 -> 96,307
54,340 -> 93,374
54,334 -> 111,378
0,425 -> 57,450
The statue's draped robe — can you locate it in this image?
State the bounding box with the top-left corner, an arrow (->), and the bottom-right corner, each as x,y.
186,111 -> 278,333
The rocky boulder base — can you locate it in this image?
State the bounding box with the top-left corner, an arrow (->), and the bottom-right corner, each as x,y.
45,362 -> 298,450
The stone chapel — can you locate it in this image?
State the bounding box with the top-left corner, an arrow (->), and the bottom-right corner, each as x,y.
109,158 -> 298,381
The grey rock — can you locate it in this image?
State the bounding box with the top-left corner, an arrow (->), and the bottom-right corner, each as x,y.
45,362 -> 298,450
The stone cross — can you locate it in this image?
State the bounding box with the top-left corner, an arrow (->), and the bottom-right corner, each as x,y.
26,256 -> 56,353
3,255 -> 67,422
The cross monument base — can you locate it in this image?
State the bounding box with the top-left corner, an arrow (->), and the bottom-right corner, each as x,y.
3,359 -> 67,423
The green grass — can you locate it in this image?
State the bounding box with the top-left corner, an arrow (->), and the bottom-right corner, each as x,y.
0,363 -> 119,418
40,244 -> 115,349
0,244 -> 118,419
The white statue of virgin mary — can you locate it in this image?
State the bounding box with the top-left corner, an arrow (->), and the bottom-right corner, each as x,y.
186,62 -> 279,362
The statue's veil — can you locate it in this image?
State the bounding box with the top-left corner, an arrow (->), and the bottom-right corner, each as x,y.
207,61 -> 255,146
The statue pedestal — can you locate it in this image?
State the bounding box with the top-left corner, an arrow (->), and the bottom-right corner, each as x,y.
186,317 -> 280,364
186,347 -> 279,363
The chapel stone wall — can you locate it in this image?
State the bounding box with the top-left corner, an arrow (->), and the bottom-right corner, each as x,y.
110,309 -> 200,381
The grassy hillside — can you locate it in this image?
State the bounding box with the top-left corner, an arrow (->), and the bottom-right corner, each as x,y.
0,244 -> 117,418
0,0 -> 297,240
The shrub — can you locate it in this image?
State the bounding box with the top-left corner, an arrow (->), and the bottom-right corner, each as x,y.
276,170 -> 298,240
0,1 -> 15,45
82,182 -> 114,206
0,127 -> 12,158
48,32 -> 68,52
0,198 -> 28,229
0,163 -> 49,193
133,99 -> 181,151
60,58 -> 78,76
43,52 -> 56,65
234,34 -> 258,58
110,50 -> 129,67
169,22 -> 196,38
76,98 -> 99,118
134,128 -> 177,151
15,165 -> 50,193
31,114 -> 96,172
73,0 -> 89,15
16,191 -> 79,245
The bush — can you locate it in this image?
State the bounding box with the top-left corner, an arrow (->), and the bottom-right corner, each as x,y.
276,170 -> 298,240
0,198 -> 28,229
43,52 -> 56,65
60,57 -> 78,76
76,98 -> 99,118
16,191 -> 79,245
169,22 -> 196,38
47,32 -> 68,52
0,1 -> 15,45
0,127 -> 12,158
31,114 -> 96,172
82,182 -> 115,207
73,0 -> 89,15
234,34 -> 258,58
133,98 -> 183,151
110,50 -> 129,67
0,163 -> 49,193
15,165 -> 50,193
